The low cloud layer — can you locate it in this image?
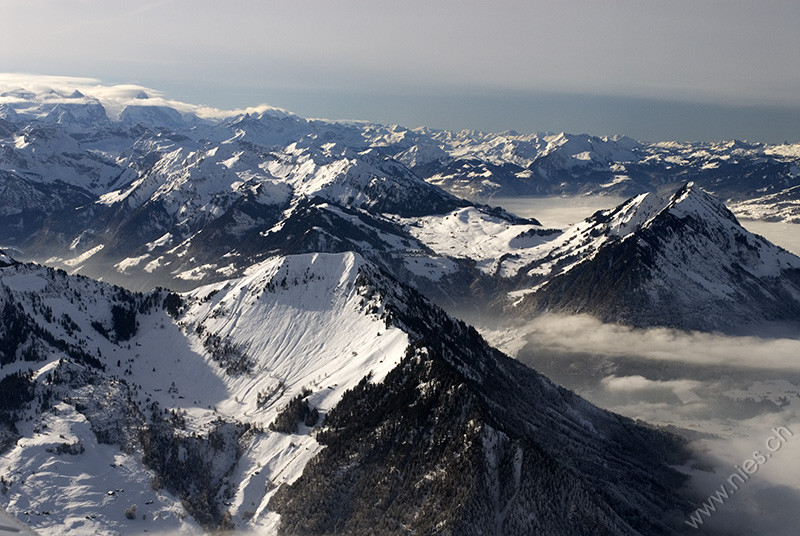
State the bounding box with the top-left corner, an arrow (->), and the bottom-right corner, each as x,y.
523,313 -> 800,372
600,375 -> 705,403
482,313 -> 800,536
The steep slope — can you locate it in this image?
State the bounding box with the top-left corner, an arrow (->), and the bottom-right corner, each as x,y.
268,256 -> 691,535
516,183 -> 800,331
0,253 -> 410,534
0,124 -> 127,193
0,263 -> 203,535
0,169 -> 95,246
0,254 -> 691,535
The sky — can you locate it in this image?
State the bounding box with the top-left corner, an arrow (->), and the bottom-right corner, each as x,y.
1,0 -> 799,142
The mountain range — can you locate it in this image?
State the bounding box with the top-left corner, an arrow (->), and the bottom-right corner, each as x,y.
2,82 -> 800,332
512,182 -> 800,332
0,250 -> 690,535
1,79 -> 800,535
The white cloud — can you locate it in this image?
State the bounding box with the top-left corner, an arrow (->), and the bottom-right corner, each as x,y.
497,313 -> 800,534
0,73 -> 291,121
524,314 -> 800,371
600,375 -> 704,403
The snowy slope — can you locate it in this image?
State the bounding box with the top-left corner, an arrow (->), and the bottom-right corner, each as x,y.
515,183 -> 800,331
0,253 -> 692,535
176,253 -> 411,528
0,124 -> 128,193
0,264 -> 203,535
386,188 -> 683,284
0,253 -> 411,534
730,184 -> 800,223
392,207 -> 554,277
0,506 -> 40,535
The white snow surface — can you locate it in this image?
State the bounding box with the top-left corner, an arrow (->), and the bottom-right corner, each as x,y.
395,207 -> 545,277
0,252 -> 410,535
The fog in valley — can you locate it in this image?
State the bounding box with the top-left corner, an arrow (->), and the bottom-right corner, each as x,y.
478,196 -> 800,535
739,220 -> 800,257
488,195 -> 626,229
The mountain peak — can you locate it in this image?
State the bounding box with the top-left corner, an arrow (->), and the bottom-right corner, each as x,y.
119,104 -> 185,129
518,183 -> 800,332
591,183 -> 739,238
660,181 -> 740,225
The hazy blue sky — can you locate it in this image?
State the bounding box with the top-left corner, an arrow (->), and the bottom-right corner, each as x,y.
2,0 -> 799,142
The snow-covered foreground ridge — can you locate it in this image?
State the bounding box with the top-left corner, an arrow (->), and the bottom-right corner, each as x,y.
0,251 -> 691,535
0,252 -> 408,534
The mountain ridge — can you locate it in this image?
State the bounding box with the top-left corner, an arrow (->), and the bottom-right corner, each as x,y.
0,252 -> 692,535
2,78 -> 799,213
514,182 -> 800,332
3,81 -> 800,331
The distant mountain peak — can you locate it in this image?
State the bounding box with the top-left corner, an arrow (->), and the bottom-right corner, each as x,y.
659,181 -> 741,225
517,184 -> 800,332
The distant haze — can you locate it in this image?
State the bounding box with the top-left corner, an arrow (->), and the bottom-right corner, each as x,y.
173,87 -> 800,144
1,1 -> 799,142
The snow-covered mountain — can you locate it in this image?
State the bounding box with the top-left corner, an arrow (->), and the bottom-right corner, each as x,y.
2,81 -> 799,213
1,82 -> 517,298
513,183 -> 800,332
2,79 -> 800,333
5,75 -> 800,536
0,253 -> 691,535
401,133 -> 800,216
